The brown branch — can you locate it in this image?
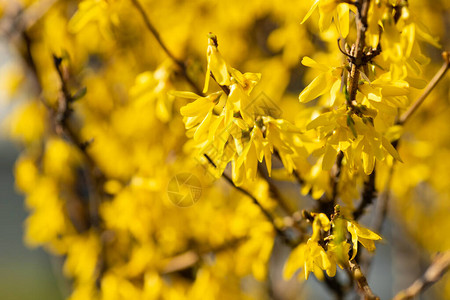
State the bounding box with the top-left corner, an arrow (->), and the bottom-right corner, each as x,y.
393,251 -> 450,300
363,51 -> 450,245
398,51 -> 450,125
130,0 -> 202,95
348,259 -> 380,300
257,165 -> 306,236
359,164 -> 395,272
274,150 -> 305,186
162,237 -> 247,274
52,56 -> 106,226
347,0 -> 371,106
20,24 -> 108,289
51,55 -> 109,288
331,151 -> 344,202
348,0 -> 381,225
204,154 -> 295,247
371,164 -> 394,233
258,166 -> 295,215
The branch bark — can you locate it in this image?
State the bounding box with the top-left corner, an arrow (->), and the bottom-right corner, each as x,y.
353,170 -> 376,220
51,55 -> 109,288
348,259 -> 380,300
398,51 -> 450,125
162,237 -> 247,274
130,0 -> 202,95
204,154 -> 296,247
347,0 -> 371,106
393,251 -> 450,300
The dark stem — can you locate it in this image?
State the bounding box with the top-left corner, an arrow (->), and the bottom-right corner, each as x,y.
204,154 -> 295,247
51,55 -> 108,288
130,0 -> 202,95
347,0 -> 371,106
257,165 -> 306,236
316,151 -> 344,218
353,170 -> 376,220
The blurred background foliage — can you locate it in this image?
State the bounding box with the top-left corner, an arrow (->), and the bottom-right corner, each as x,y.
0,0 -> 449,299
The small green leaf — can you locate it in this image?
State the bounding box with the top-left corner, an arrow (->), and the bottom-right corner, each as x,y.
347,114 -> 357,138
343,84 -> 349,104
71,87 -> 87,101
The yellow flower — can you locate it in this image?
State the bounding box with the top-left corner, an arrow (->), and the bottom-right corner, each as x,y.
227,69 -> 262,124
301,0 -> 353,35
307,106 -> 402,173
264,117 -> 306,174
283,240 -> 333,281
347,220 -> 382,259
298,56 -> 343,106
283,213 -> 335,280
177,91 -> 223,141
68,0 -> 120,39
14,156 -> 39,194
203,33 -> 231,93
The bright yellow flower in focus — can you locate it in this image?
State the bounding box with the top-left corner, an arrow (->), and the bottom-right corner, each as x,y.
298,56 -> 343,106
301,0 -> 353,35
347,219 -> 382,259
283,213 -> 334,280
203,33 -> 231,93
177,91 -> 223,141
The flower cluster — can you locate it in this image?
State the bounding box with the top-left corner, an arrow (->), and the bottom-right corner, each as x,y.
176,34 -> 308,186
283,209 -> 381,280
1,0 -> 449,299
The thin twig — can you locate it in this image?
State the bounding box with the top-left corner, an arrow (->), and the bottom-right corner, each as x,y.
398,51 -> 450,125
204,154 -> 295,247
338,0 -> 373,224
257,165 -> 306,235
51,55 -> 108,288
347,0 -> 371,106
52,55 -> 106,227
274,150 -> 305,186
348,259 -> 380,300
353,170 -> 376,220
393,251 -> 450,300
362,51 -> 450,256
365,50 -> 450,239
316,151 -> 344,217
21,28 -> 108,288
258,166 -> 295,215
130,0 -> 202,95
371,165 -> 394,233
162,237 -> 247,274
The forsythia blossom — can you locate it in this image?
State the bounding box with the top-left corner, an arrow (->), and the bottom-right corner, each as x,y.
176,34 -> 307,186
